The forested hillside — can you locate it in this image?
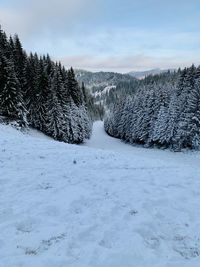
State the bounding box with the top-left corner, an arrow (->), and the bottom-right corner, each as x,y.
0,27 -> 98,144
104,67 -> 200,151
127,68 -> 174,79
75,69 -> 138,108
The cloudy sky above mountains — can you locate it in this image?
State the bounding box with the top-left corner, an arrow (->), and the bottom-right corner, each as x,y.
0,0 -> 200,72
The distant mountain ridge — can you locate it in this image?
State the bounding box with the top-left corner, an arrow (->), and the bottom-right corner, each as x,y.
75,69 -> 138,107
75,69 -> 175,85
74,68 -> 175,107
127,68 -> 175,79
75,69 -> 136,88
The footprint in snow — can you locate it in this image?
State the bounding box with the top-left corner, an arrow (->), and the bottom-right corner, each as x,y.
37,182 -> 52,190
15,218 -> 38,234
17,233 -> 67,256
173,235 -> 200,259
39,155 -> 46,159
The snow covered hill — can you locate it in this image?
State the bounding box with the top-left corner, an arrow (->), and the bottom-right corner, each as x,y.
1,122 -> 200,267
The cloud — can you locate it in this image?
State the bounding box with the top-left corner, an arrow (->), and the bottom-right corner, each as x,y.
46,27 -> 200,71
0,0 -> 96,38
1,0 -> 200,72
60,53 -> 200,72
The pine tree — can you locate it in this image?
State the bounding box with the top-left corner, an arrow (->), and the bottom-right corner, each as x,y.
12,35 -> 27,97
152,105 -> 169,146
175,66 -> 196,149
67,67 -> 83,106
46,81 -> 64,141
103,67 -> 200,151
0,26 -> 93,143
32,59 -> 50,131
118,96 -> 133,141
0,55 -> 27,124
165,90 -> 179,149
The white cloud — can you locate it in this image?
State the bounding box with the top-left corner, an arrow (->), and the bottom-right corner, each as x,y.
0,0 -> 96,38
0,1 -> 199,72
60,53 -> 200,73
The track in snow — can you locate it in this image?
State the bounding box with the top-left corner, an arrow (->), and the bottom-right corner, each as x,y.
84,121 -> 135,153
84,121 -> 200,169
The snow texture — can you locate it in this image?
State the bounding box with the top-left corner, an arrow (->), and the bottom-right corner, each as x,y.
1,121 -> 200,267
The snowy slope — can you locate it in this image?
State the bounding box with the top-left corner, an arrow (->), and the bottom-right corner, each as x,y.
1,122 -> 200,267
94,85 -> 116,97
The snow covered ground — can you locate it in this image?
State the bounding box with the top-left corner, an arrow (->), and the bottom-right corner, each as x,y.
1,121 -> 200,267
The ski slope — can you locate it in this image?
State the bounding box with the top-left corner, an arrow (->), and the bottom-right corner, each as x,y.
1,122 -> 200,267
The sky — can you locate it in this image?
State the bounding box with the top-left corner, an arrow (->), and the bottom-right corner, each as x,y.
0,0 -> 200,73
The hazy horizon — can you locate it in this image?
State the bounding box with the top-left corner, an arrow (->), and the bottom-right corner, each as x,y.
0,0 -> 200,72
74,67 -> 176,74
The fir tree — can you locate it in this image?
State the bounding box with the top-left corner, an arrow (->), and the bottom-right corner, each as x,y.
104,66 -> 200,151
0,26 -> 92,142
67,67 -> 83,106
0,56 -> 27,124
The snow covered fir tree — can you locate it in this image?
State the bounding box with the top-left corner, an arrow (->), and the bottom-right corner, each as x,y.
104,67 -> 200,151
0,27 -> 104,144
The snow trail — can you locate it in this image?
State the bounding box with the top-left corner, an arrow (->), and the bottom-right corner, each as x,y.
85,121 -> 200,169
84,120 -> 135,152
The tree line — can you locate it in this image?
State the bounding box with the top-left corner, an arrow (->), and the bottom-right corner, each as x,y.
104,66 -> 200,151
0,26 -> 96,143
